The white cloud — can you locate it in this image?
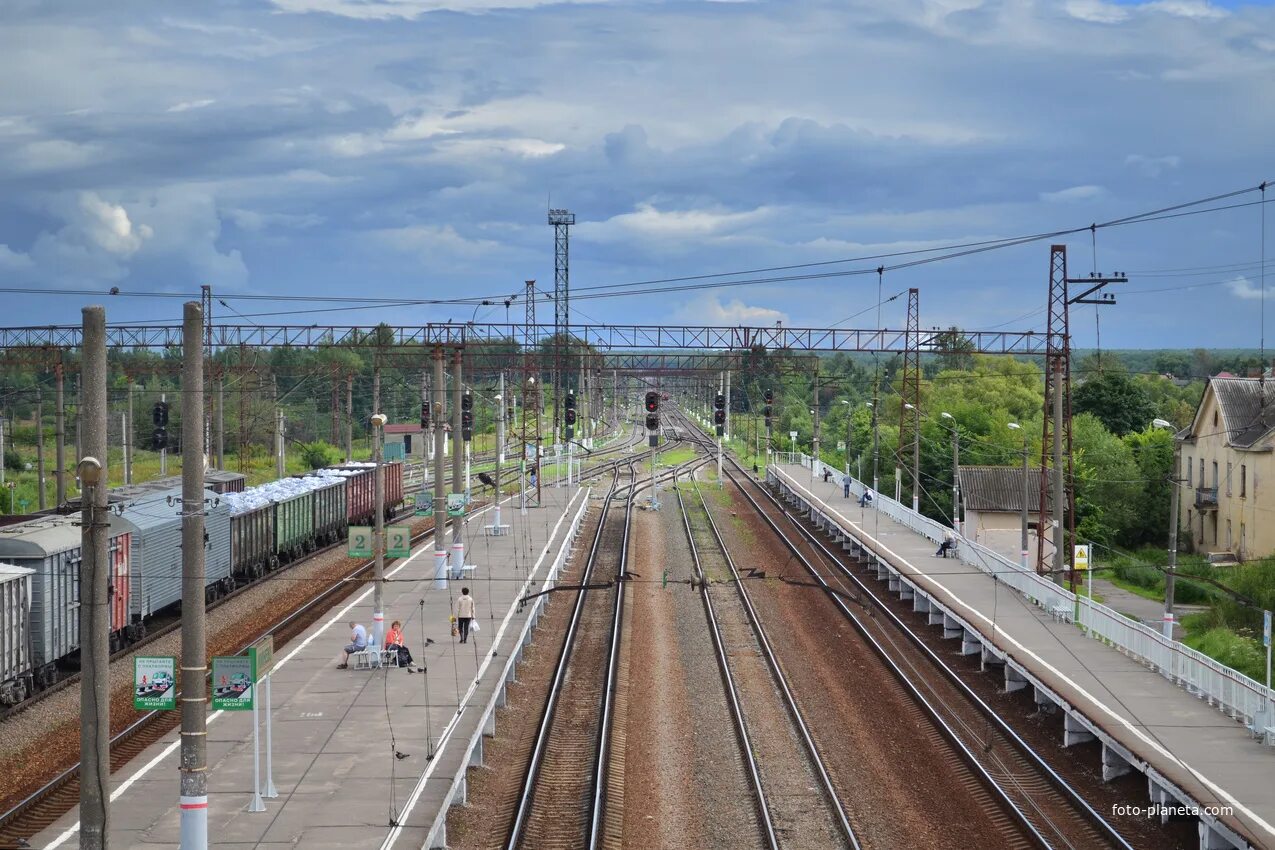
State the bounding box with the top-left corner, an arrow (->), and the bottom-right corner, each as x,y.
167,98 -> 216,113
1064,0 -> 1129,23
1143,1 -> 1227,20
269,0 -> 616,20
673,294 -> 788,326
12,139 -> 98,173
0,244 -> 33,271
1039,185 -> 1107,203
1124,153 -> 1181,177
431,137 -> 566,159
79,192 -> 152,256
225,209 -> 324,231
374,224 -> 503,259
1227,276 -> 1270,301
579,203 -> 773,242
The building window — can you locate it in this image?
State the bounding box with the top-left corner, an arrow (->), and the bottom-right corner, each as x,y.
1227,519 -> 1232,550
1187,457 -> 1194,486
1241,465 -> 1247,498
1213,515 -> 1218,545
1200,459 -> 1206,488
1227,462 -> 1233,496
1212,461 -> 1219,490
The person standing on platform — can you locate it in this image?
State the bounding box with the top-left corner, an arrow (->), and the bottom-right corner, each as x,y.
455,587 -> 476,644
843,474 -> 851,498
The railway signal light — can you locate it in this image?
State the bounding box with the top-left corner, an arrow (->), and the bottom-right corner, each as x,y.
420,401 -> 430,430
152,401 -> 169,427
645,413 -> 659,431
565,391 -> 577,438
151,427 -> 167,451
714,393 -> 725,410
645,391 -> 659,413
461,392 -> 473,441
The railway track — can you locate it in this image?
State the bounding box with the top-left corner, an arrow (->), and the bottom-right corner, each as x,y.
676,475 -> 858,850
0,425 -> 655,845
504,440 -> 714,850
710,443 -> 1136,850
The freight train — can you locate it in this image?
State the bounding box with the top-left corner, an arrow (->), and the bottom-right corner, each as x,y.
0,461 -> 403,706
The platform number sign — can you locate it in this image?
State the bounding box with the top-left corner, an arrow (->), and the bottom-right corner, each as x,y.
134,656 -> 176,711
211,654 -> 255,711
348,526 -> 373,558
386,525 -> 411,559
416,490 -> 434,517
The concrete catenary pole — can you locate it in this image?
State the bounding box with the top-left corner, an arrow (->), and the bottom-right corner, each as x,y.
951,427 -> 961,536
1052,358 -> 1067,583
215,374 -> 225,470
450,347 -> 464,572
1020,439 -> 1030,572
811,363 -> 820,483
179,301 -> 208,850
432,347 -> 448,587
79,306 -> 110,849
35,393 -> 45,510
55,360 -> 66,506
1164,438 -> 1182,638
160,392 -> 168,477
125,381 -> 134,485
372,361 -> 385,648
493,371 -> 505,533
345,373 -> 354,463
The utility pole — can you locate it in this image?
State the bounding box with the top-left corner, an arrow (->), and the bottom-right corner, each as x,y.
35,393 -> 45,510
179,301 -> 208,850
125,381 -> 134,484
1052,357 -> 1066,583
345,372 -> 354,463
952,427 -> 960,535
870,383 -> 880,499
450,347 -> 465,574
431,346 -> 448,587
811,361 -> 820,482
372,361 -> 385,647
487,371 -> 508,536
1163,428 -> 1182,639
1020,437 -> 1030,572
55,359 -> 66,506
160,392 -> 168,477
215,374 -> 224,470
717,371 -> 724,483
79,306 -> 110,849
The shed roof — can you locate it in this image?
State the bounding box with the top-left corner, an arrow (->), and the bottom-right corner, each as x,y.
385,424 -> 424,435
958,465 -> 1049,513
1191,377 -> 1275,449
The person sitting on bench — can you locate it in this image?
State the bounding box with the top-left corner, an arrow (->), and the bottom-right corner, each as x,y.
337,621 -> 367,669
936,529 -> 956,558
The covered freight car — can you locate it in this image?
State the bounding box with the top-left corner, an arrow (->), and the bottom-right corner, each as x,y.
117,486 -> 233,636
0,564 -> 34,705
0,513 -> 136,686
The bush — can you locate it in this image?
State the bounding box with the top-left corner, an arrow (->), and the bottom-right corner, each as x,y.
1184,627 -> 1267,682
299,441 -> 340,470
4,448 -> 21,472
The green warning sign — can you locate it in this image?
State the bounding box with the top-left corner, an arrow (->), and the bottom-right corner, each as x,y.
211,654 -> 255,711
133,656 -> 176,711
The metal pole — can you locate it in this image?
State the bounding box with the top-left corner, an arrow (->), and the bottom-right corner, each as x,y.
79,306 -> 110,850
35,394 -> 45,510
1020,440 -> 1030,571
1,415 -> 5,489
870,390 -> 880,499
55,361 -> 66,507
951,428 -> 960,535
264,673 -> 276,797
275,407 -> 285,479
120,413 -> 127,485
345,373 -> 354,462
180,301 -> 208,849
492,372 -> 505,534
372,361 -> 385,648
717,371 -> 724,483
811,364 -> 820,483
249,695 -> 264,812
1052,358 -> 1067,583
450,347 -> 464,574
1163,440 -> 1181,639
432,347 -> 448,588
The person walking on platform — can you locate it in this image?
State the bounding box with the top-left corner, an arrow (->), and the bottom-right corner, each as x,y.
455,587 -> 476,644
337,621 -> 367,669
843,473 -> 851,498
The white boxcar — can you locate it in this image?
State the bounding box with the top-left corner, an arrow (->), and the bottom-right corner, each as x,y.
117,486 -> 233,625
0,563 -> 34,705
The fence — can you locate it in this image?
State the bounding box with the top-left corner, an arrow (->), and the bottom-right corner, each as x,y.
784,455 -> 1275,729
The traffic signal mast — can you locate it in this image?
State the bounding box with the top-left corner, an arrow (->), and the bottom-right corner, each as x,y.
644,389 -> 660,509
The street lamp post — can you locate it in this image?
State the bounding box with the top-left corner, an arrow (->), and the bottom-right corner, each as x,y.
1153,418 -> 1179,640
941,412 -> 960,535
1008,422 -> 1028,570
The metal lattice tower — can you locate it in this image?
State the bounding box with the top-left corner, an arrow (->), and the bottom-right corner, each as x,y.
1037,245 -> 1076,575
897,288 -> 921,511
521,279 -> 542,504
548,208 -> 574,440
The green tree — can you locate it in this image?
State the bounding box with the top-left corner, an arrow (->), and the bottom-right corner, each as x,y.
1072,413 -> 1141,547
1073,370 -> 1156,436
1121,426 -> 1173,547
299,441 -> 340,469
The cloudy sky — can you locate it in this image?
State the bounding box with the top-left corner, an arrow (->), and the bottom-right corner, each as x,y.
1,0 -> 1272,348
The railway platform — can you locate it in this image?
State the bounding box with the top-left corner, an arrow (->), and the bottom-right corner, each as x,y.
34,486 -> 592,850
770,462 -> 1275,850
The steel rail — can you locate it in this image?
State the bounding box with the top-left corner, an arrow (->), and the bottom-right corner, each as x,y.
689,475 -> 861,850
673,473 -> 780,850
729,459 -> 1135,850
706,434 -> 1132,850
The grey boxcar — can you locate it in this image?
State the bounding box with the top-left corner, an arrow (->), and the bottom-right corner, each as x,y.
0,564 -> 34,705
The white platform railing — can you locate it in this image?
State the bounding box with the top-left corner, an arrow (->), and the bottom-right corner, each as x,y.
778,457 -> 1275,728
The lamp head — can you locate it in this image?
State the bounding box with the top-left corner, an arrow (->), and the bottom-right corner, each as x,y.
77,456 -> 103,486
371,413 -> 388,428
940,412 -> 954,420
1007,422 -> 1021,431
1152,418 -> 1173,430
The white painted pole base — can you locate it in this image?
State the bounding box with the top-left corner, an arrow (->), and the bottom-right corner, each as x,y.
433,549 -> 449,589
372,611 -> 385,663
250,699 -> 265,812
1162,613 -> 1175,640
180,797 -> 208,849
264,674 -> 277,797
